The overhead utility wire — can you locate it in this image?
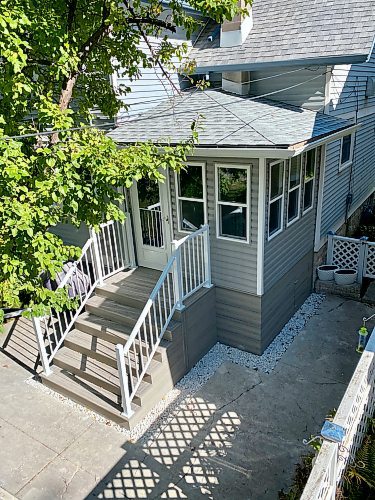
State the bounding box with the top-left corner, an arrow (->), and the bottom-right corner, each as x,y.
0,71 -> 326,141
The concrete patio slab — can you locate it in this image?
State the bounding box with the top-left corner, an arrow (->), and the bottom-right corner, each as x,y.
0,295 -> 373,499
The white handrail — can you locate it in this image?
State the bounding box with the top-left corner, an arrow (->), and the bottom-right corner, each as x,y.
32,218 -> 132,375
116,225 -> 212,418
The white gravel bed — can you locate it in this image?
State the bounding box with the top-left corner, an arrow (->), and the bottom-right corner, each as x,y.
26,293 -> 325,443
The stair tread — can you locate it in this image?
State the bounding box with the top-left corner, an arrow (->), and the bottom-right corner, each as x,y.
65,329 -> 162,376
86,296 -> 141,320
75,313 -> 170,359
85,297 -> 180,333
54,347 -> 121,388
41,367 -> 136,423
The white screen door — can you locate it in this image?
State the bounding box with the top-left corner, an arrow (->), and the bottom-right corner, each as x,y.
130,177 -> 171,270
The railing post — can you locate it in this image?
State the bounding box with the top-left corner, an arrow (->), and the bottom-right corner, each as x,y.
203,225 -> 213,288
327,231 -> 335,265
116,344 -> 134,418
124,213 -> 137,269
90,227 -> 104,286
329,444 -> 338,500
32,316 -> 52,376
358,237 -> 368,284
172,241 -> 185,310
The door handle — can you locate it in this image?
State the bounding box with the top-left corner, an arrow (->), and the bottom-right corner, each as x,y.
164,216 -> 169,222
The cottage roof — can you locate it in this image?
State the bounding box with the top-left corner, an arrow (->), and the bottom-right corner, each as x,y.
190,0 -> 375,72
108,89 -> 353,148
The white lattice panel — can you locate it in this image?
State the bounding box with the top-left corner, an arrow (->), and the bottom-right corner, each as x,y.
364,243 -> 375,278
332,239 -> 360,269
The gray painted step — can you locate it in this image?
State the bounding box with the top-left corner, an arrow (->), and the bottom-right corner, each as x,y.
85,296 -> 141,327
53,347 -> 152,407
74,312 -> 167,362
40,367 -> 135,428
64,329 -> 160,384
84,296 -> 176,341
95,283 -> 148,309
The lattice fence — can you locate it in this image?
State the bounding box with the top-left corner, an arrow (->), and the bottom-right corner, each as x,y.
364,242 -> 375,278
327,234 -> 375,282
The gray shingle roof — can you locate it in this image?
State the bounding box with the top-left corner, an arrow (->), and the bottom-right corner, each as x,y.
108,90 -> 353,148
190,0 -> 375,71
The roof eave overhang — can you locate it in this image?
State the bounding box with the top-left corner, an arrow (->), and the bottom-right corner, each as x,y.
290,123 -> 361,156
193,54 -> 368,74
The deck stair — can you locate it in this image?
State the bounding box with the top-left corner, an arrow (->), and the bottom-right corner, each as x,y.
40,268 -> 183,429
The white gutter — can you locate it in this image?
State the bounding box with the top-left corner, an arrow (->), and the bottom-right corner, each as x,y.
192,147 -> 295,159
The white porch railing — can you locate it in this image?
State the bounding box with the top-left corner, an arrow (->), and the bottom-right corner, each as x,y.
116,224 -> 212,418
327,232 -> 375,283
301,327 -> 375,500
32,217 -> 134,375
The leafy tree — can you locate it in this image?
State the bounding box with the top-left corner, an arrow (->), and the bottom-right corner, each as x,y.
0,0 -> 249,324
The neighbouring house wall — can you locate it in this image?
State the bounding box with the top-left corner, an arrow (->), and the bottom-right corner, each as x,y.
49,223 -> 89,248
170,156 -> 259,294
318,51 -> 375,242
249,66 -> 326,111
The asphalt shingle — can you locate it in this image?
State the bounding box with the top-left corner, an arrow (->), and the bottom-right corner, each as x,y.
108,89 -> 353,148
190,0 -> 375,70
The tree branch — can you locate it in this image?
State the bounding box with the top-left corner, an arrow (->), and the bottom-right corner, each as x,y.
126,17 -> 176,33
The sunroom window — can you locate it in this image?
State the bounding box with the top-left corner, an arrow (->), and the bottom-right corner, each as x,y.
268,160 -> 285,239
177,163 -> 206,232
216,165 -> 249,242
287,155 -> 302,225
303,149 -> 316,213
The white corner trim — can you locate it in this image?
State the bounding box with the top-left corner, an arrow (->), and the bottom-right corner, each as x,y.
324,66 -> 332,114
314,145 -> 327,251
257,158 -> 266,295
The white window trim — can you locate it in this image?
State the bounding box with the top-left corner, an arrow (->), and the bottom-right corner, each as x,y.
215,163 -> 251,244
339,133 -> 354,172
286,156 -> 302,227
175,161 -> 207,234
268,160 -> 285,241
302,149 -> 317,215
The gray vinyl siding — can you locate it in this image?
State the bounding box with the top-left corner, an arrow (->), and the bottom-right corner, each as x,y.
250,66 -> 326,111
215,287 -> 262,354
263,148 -> 321,292
319,47 -> 375,239
320,113 -> 375,238
170,157 -> 259,294
261,251 -> 313,352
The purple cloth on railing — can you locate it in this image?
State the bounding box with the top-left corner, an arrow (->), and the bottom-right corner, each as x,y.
43,262 -> 90,298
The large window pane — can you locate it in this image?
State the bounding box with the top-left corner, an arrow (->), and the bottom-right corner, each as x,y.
269,199 -> 282,235
180,200 -> 204,230
305,149 -> 316,179
218,168 -> 247,204
220,205 -> 247,239
288,190 -> 299,222
303,179 -> 314,210
179,165 -> 203,198
270,162 -> 284,199
341,135 -> 352,165
289,156 -> 301,188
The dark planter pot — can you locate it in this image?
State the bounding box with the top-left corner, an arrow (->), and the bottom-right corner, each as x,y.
333,269 -> 357,286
